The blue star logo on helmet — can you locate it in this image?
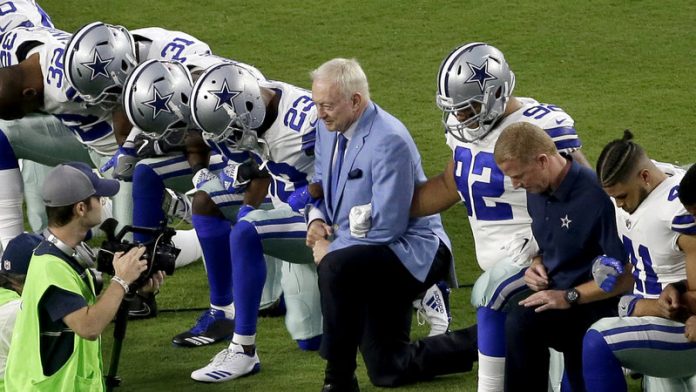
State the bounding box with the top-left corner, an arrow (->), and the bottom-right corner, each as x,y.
82,50 -> 113,81
210,80 -> 241,111
143,88 -> 173,119
465,60 -> 497,91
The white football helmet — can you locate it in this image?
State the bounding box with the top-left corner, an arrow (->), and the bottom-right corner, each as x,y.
64,22 -> 138,110
436,42 -> 515,142
190,63 -> 266,149
122,59 -> 193,144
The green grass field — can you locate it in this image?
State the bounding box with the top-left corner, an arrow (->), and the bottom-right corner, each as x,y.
35,0 -> 696,390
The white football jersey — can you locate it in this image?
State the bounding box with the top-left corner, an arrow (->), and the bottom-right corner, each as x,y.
131,27 -> 211,65
184,53 -> 266,82
253,80 -> 316,207
614,173 -> 695,298
446,97 -> 582,271
0,0 -> 53,33
0,26 -> 117,154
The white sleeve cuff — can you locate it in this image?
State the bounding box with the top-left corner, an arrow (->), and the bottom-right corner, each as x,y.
306,204 -> 327,225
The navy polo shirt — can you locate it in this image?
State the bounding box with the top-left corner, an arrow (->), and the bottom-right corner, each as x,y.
527,158 -> 626,290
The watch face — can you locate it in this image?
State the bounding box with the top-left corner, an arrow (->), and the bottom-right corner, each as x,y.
566,289 -> 579,303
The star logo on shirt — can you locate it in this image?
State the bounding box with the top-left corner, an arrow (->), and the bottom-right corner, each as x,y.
143,87 -> 173,119
82,50 -> 113,81
560,214 -> 572,229
465,60 -> 497,91
210,79 -> 241,111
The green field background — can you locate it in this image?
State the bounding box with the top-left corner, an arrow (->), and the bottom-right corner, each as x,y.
36,1 -> 694,390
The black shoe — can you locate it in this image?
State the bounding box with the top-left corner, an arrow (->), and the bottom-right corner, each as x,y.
171,308 -> 235,347
321,375 -> 359,392
128,294 -> 158,320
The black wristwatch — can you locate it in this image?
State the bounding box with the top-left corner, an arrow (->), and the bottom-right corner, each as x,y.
564,288 -> 580,305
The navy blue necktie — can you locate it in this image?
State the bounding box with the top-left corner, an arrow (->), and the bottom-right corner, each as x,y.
331,133 -> 348,203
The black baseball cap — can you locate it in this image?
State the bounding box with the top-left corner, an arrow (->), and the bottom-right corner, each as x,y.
2,233 -> 42,275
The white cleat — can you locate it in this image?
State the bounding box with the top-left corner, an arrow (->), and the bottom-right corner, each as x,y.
414,283 -> 450,336
191,343 -> 261,383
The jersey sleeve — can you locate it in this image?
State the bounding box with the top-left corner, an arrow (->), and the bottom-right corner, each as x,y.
536,104 -> 582,153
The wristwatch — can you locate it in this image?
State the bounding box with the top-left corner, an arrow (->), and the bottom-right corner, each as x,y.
564,288 -> 580,305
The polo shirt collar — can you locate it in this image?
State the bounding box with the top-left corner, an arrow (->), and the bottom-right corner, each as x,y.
548,155 -> 580,201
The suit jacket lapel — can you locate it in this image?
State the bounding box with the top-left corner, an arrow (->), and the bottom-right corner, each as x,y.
333,103 -> 377,212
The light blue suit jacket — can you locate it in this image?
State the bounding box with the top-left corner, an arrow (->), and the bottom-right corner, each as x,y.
315,102 -> 452,282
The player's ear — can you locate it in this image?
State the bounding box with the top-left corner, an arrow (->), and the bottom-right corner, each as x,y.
22,87 -> 38,99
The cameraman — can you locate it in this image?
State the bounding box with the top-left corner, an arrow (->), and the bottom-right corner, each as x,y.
5,162 -> 163,391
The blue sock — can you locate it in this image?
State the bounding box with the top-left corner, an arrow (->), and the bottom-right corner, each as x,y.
231,221 -> 266,336
583,329 -> 626,392
191,214 -> 233,306
297,335 -> 322,351
477,307 -> 506,357
561,370 -> 571,392
0,130 -> 19,169
132,165 -> 165,242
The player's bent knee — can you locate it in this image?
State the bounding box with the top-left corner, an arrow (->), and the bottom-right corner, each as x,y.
582,328 -> 609,358
132,163 -> 161,188
230,220 -> 261,246
471,260 -> 525,309
192,190 -> 218,215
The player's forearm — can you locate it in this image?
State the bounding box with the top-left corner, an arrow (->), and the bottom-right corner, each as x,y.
112,107 -> 134,146
244,177 -> 271,207
184,131 -> 211,173
577,271 -> 633,304
682,291 -> 696,315
411,174 -> 459,217
632,299 -> 664,317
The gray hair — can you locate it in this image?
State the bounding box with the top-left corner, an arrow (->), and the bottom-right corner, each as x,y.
310,58 -> 370,101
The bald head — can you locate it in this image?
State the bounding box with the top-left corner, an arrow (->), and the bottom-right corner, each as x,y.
0,59 -> 42,120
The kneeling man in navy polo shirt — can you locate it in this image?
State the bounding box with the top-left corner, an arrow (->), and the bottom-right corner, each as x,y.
493,122 -> 632,392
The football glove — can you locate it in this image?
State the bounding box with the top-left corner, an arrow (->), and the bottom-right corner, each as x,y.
618,294 -> 639,317
219,160 -> 263,193
133,131 -> 187,158
192,168 -> 217,190
100,146 -> 138,181
592,255 -> 624,292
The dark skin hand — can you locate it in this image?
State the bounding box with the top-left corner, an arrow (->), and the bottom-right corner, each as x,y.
308,182 -> 324,199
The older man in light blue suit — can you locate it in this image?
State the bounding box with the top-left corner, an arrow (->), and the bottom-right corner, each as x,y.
306,58 -> 476,392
